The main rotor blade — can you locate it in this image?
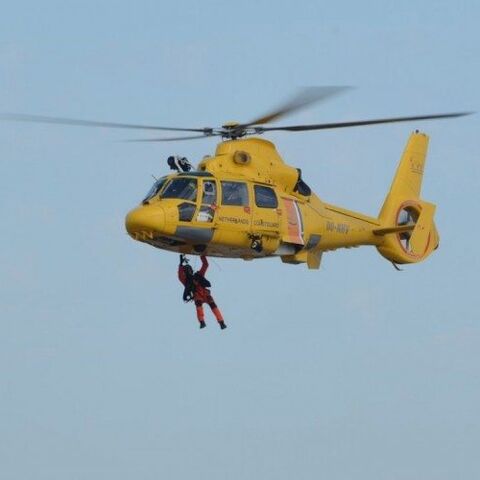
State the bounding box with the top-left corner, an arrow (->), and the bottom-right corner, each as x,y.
0,113 -> 211,133
125,134 -> 222,142
243,86 -> 351,127
258,112 -> 473,132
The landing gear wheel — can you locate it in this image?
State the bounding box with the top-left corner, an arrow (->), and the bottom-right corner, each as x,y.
250,236 -> 263,253
193,244 -> 207,253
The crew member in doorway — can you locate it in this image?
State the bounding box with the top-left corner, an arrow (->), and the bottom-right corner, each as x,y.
178,255 -> 226,330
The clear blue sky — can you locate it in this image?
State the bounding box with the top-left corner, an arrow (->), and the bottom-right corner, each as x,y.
1,1 -> 479,479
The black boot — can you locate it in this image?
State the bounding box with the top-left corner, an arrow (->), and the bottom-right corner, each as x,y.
199,320 -> 206,329
219,321 -> 227,330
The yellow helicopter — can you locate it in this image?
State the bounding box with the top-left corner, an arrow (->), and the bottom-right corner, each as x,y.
3,88 -> 471,269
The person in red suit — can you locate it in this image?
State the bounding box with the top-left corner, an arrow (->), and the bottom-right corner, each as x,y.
178,255 -> 226,330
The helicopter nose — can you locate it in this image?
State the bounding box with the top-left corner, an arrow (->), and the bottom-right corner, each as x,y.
125,206 -> 165,240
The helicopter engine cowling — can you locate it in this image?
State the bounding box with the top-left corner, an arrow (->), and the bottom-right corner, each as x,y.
376,200 -> 439,264
198,138 -> 305,197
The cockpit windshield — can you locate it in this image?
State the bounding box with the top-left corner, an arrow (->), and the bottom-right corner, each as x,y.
161,178 -> 198,202
142,176 -> 168,204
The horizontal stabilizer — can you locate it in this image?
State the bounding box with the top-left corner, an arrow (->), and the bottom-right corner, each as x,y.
373,225 -> 415,236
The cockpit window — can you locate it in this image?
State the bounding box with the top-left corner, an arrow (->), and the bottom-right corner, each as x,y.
178,202 -> 197,222
202,180 -> 217,205
142,176 -> 168,204
161,178 -> 198,202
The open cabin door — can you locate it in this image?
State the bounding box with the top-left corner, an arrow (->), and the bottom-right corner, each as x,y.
280,197 -> 304,246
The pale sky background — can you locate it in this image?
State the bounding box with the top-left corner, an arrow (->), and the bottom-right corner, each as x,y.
1,1 -> 479,479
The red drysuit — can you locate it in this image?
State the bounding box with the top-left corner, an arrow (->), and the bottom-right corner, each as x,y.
178,255 -> 225,328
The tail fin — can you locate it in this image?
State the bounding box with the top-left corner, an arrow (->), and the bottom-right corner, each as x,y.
379,131 -> 428,216
376,132 -> 439,264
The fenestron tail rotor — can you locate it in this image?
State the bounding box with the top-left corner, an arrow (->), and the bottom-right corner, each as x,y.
1,88 -> 473,142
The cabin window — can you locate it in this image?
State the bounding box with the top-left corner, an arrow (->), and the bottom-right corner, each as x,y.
254,185 -> 278,208
161,178 -> 198,202
221,181 -> 249,206
202,180 -> 217,205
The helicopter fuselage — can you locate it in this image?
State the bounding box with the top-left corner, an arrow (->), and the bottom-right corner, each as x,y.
125,135 -> 439,269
